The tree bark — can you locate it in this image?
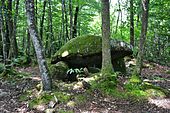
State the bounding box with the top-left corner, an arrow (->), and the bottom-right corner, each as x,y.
69,0 -> 73,39
25,0 -> 52,91
0,0 -> 7,64
72,6 -> 79,38
101,0 -> 113,73
64,2 -> 69,41
13,0 -> 19,57
7,0 -> 14,58
130,0 -> 134,47
134,0 -> 149,75
47,0 -> 53,57
40,0 -> 47,40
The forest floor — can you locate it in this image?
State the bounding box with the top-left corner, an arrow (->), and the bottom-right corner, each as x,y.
0,61 -> 170,113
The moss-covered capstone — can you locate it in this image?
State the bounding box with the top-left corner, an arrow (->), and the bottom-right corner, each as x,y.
51,35 -> 133,72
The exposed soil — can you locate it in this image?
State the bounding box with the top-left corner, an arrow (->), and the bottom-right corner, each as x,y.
0,62 -> 170,113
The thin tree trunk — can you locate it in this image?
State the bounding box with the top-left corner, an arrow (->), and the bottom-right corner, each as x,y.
72,6 -> 79,38
13,0 -> 19,57
130,0 -> 134,47
64,2 -> 69,41
35,0 -> 38,25
25,0 -> 52,91
115,0 -> 120,34
61,0 -> 65,42
40,0 -> 47,40
0,0 -> 7,64
134,0 -> 150,75
48,0 -> 53,57
7,0 -> 14,58
69,0 -> 73,39
101,0 -> 113,73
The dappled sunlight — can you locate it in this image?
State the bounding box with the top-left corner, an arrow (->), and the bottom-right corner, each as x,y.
61,51 -> 69,57
149,98 -> 170,109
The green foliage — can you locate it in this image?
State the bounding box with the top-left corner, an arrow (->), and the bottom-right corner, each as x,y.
12,55 -> 30,66
74,94 -> 87,105
91,72 -> 117,95
0,63 -> 4,74
29,91 -> 71,109
57,109 -> 74,113
67,68 -> 83,75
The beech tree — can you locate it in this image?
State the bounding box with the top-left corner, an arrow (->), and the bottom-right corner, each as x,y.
25,0 -> 52,91
101,0 -> 113,73
0,0 -> 7,64
134,0 -> 150,75
130,0 -> 134,47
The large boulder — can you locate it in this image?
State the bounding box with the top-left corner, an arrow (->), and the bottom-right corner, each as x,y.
51,35 -> 133,72
50,61 -> 69,80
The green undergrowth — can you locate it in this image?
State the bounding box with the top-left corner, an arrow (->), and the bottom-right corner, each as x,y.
91,73 -> 168,101
28,91 -> 71,109
0,67 -> 31,83
57,109 -> 74,113
23,89 -> 88,109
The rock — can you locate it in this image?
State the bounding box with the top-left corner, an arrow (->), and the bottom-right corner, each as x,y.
51,35 -> 133,73
73,81 -> 84,90
50,61 -> 69,80
0,89 -> 8,98
67,101 -> 76,107
73,81 -> 91,90
88,67 -> 100,73
45,108 -> 55,113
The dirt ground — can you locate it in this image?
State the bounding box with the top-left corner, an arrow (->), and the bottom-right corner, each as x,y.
0,62 -> 170,113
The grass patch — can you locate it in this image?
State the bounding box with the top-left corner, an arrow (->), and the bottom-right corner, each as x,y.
28,91 -> 71,109
74,94 -> 87,105
90,72 -> 168,101
58,109 -> 74,113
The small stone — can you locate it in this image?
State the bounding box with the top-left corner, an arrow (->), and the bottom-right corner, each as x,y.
45,108 -> 55,113
48,101 -> 55,108
67,101 -> 76,107
73,82 -> 84,90
0,89 -> 8,98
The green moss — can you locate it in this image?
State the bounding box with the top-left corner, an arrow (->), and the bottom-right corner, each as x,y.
165,70 -> 170,74
50,61 -> 69,80
129,75 -> 142,83
0,63 -> 4,74
53,35 -> 102,60
58,109 -> 74,113
28,91 -> 72,109
74,94 -> 87,105
19,93 -> 29,101
145,89 -> 166,98
53,91 -> 71,103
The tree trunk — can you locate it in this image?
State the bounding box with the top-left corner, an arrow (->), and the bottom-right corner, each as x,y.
25,0 -> 52,91
13,0 -> 19,57
72,6 -> 79,38
64,2 -> 69,41
134,0 -> 149,75
101,0 -> 113,73
0,0 -> 7,64
69,0 -> 73,39
40,0 -> 47,40
7,0 -> 14,58
47,0 -> 53,57
61,0 -> 65,42
130,0 -> 134,47
115,0 -> 121,34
